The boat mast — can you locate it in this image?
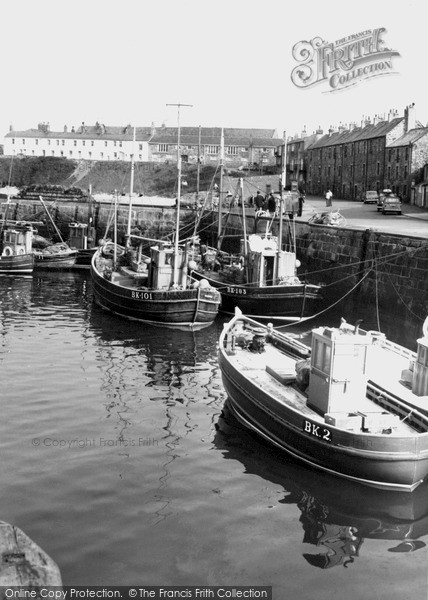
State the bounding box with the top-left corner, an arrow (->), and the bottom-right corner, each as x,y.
39,195 -> 65,243
218,128 -> 224,238
113,190 -> 118,267
196,125 -> 201,204
167,102 -> 193,286
126,126 -> 136,247
276,131 -> 286,282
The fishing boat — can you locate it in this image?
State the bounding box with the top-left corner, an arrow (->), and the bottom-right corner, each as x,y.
33,196 -> 77,269
0,220 -> 34,274
218,309 -> 428,491
190,137 -> 323,320
68,222 -> 97,269
91,117 -> 221,330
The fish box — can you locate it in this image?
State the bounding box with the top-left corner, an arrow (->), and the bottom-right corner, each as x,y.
266,365 -> 296,385
324,412 -> 363,431
359,412 -> 400,432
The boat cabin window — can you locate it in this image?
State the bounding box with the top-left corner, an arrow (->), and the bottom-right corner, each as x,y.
418,344 -> 428,367
4,231 -> 18,244
313,339 -> 331,373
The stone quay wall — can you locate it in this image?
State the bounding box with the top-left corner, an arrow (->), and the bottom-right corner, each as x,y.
221,212 -> 428,319
1,199 -> 188,244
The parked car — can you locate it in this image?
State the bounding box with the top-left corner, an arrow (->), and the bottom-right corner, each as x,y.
382,194 -> 402,215
377,189 -> 392,212
362,190 -> 379,204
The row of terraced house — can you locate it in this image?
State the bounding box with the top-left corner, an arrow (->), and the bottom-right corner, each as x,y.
2,122 -> 282,172
285,103 -> 428,206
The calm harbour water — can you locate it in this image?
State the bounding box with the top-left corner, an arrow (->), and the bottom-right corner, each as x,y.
0,271 -> 427,598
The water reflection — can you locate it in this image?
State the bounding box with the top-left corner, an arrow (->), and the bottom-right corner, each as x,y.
214,403 -> 428,569
88,305 -> 225,526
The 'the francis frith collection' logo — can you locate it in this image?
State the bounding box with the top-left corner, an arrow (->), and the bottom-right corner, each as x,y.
291,28 -> 400,92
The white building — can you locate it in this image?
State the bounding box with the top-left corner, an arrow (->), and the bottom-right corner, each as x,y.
3,122 -> 153,162
3,122 -> 282,170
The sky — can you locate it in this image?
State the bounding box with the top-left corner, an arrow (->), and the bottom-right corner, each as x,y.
2,0 -> 427,142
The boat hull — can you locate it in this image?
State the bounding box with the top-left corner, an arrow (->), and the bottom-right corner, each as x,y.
34,252 -> 77,269
0,253 -> 34,274
192,269 -> 322,318
91,252 -> 220,330
219,318 -> 428,491
73,247 -> 97,269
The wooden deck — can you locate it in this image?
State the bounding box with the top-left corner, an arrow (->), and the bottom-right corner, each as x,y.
227,342 -> 419,435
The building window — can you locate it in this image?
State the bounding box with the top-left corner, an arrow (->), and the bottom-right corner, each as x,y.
89,152 -> 92,158
105,141 -> 108,147
139,144 -> 143,151
57,140 -> 60,146
52,151 -> 55,156
362,163 -> 366,178
119,142 -> 122,147
69,151 -> 73,156
101,152 -> 104,159
387,166 -> 391,179
206,145 -> 219,154
396,149 -> 400,162
83,140 -> 85,146
61,151 -> 64,156
377,162 -> 380,175
91,141 -> 94,146
48,140 -> 51,145
62,140 -> 65,146
226,146 -> 238,155
388,149 -> 392,161
43,150 -> 45,156
158,144 -> 169,152
405,147 -> 409,161
74,140 -> 77,146
12,139 -> 15,144
36,139 -> 39,145
404,165 -> 408,178
22,139 -> 25,145
114,152 -> 117,158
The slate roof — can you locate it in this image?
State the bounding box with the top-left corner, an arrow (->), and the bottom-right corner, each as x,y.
307,118 -> 404,149
150,127 -> 277,139
150,127 -> 281,147
6,125 -> 153,141
387,127 -> 428,147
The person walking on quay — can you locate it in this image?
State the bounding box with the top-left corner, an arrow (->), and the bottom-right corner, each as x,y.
325,189 -> 333,207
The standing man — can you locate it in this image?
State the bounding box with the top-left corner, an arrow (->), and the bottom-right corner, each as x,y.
267,192 -> 276,215
254,190 -> 265,212
325,189 -> 333,207
298,192 -> 305,217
